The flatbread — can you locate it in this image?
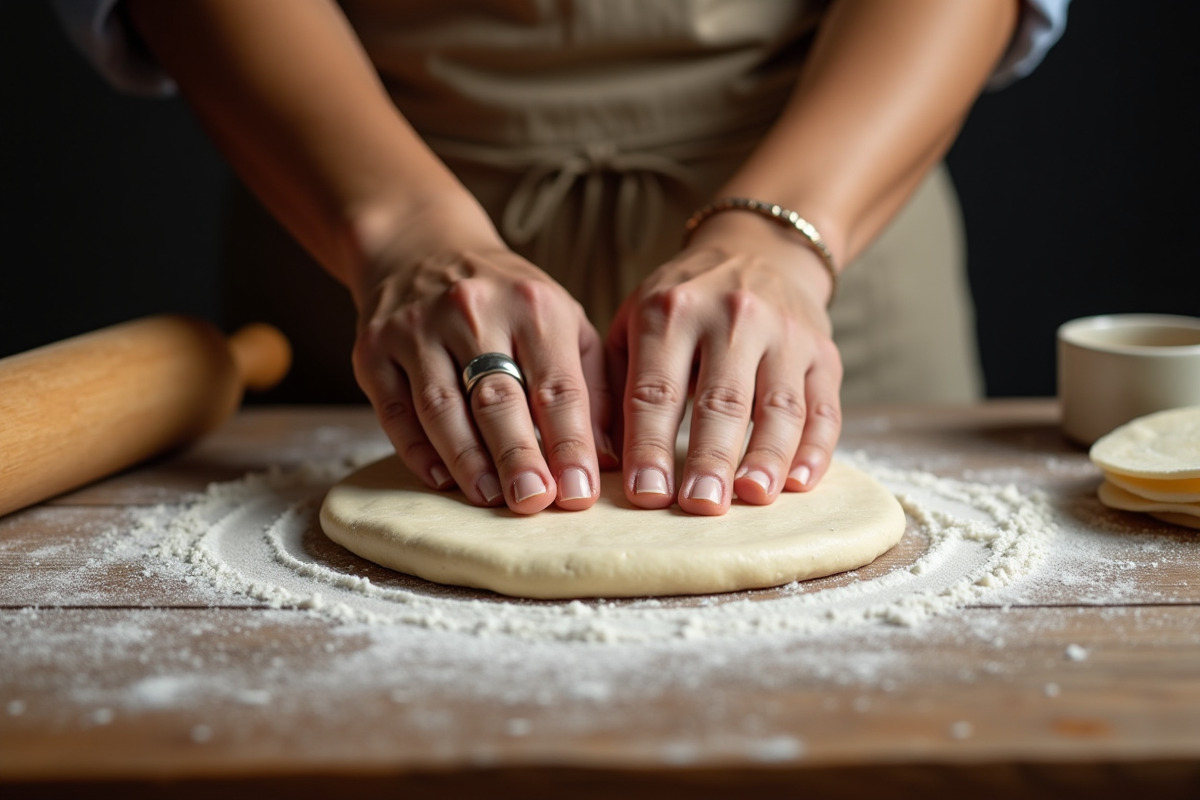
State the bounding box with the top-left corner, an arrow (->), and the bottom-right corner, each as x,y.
1098,480 -> 1200,524
1090,405 -> 1200,479
319,457 -> 906,599
1105,471 -> 1200,503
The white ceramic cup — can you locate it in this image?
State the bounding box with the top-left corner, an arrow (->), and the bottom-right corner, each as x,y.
1057,313 -> 1200,444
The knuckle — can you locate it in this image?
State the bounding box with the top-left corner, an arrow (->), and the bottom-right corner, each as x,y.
352,316 -> 421,378
545,435 -> 592,463
811,401 -> 842,427
531,374 -> 587,412
513,278 -> 557,309
375,396 -> 414,429
724,289 -> 762,324
414,382 -> 462,422
472,379 -> 527,413
694,382 -> 751,421
513,279 -> 580,336
446,277 -> 488,309
449,442 -> 491,472
628,376 -> 683,411
491,442 -> 542,472
745,441 -> 793,465
638,285 -> 695,333
684,442 -> 738,470
760,387 -> 806,422
445,279 -> 490,336
627,436 -> 677,466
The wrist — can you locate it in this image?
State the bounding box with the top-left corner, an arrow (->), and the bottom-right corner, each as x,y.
683,202 -> 840,307
341,191 -> 505,304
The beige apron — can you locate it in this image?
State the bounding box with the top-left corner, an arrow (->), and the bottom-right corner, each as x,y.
223,0 -> 982,405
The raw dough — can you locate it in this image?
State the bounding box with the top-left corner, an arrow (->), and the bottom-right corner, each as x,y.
319,457 -> 906,599
1090,405 -> 1200,478
1098,480 -> 1200,525
1105,471 -> 1200,503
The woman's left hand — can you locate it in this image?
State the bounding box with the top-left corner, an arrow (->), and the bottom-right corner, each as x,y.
606,210 -> 843,516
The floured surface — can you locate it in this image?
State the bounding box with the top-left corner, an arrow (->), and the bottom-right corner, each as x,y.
320,457 -> 906,599
7,406 -> 1200,779
0,449 -> 1065,643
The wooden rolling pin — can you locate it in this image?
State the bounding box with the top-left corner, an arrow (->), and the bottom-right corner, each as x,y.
0,314 -> 292,517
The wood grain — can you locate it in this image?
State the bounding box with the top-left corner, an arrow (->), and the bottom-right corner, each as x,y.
2,401 -> 1199,797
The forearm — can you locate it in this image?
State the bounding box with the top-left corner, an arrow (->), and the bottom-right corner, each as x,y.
125,0 -> 496,297
715,0 -> 1019,265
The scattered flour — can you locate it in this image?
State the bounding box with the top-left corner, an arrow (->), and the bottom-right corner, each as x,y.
7,424 -> 1197,760
121,452 -> 1060,644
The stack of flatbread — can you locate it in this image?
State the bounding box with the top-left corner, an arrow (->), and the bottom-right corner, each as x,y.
1091,405 -> 1200,530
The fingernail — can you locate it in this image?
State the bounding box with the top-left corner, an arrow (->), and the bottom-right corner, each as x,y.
741,469 -> 771,494
430,464 -> 452,489
789,465 -> 812,488
635,468 -> 669,495
688,475 -> 723,505
560,467 -> 591,501
514,472 -> 548,503
478,473 -> 502,504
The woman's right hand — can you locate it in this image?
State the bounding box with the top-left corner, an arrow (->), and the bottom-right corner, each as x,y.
348,199 -> 615,515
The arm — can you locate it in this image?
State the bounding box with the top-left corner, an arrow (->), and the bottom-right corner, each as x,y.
127,0 -> 612,515
610,0 -> 1018,515
127,0 -> 473,284
720,0 -> 1019,263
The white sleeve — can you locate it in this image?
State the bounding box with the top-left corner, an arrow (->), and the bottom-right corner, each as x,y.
988,0 -> 1072,89
51,0 -> 176,96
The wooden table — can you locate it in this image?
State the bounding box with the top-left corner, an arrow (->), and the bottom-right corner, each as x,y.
3,401 -> 1199,798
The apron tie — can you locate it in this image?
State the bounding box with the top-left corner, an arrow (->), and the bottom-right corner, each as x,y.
428,136 -> 700,262
499,140 -> 698,265
425,132 -> 759,324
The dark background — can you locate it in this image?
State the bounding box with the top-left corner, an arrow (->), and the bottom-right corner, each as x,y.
3,1 -> 1198,398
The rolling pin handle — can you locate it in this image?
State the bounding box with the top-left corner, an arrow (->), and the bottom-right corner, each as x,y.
227,322 -> 292,393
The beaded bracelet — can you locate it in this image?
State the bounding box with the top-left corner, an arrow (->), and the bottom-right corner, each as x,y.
683,197 -> 839,306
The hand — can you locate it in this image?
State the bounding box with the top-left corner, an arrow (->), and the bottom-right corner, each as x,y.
607,211 -> 843,516
349,204 -> 615,515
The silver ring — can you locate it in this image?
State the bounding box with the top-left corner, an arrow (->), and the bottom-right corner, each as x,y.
461,352 -> 526,397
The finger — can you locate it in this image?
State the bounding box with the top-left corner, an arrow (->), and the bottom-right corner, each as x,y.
404,353 -> 507,506
733,348 -> 808,505
517,329 -> 601,512
785,339 -> 844,492
432,278 -> 549,513
351,340 -> 459,493
620,293 -> 697,509
353,356 -> 457,491
467,353 -> 556,515
678,336 -> 757,516
354,315 -> 504,506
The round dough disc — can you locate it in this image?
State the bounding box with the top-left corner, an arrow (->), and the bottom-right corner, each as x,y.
319,457 -> 906,599
1104,471 -> 1200,503
1098,479 -> 1200,523
1090,405 -> 1200,479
